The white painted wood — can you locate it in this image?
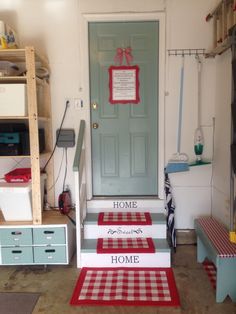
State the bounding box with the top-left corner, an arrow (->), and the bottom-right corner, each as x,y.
84,224 -> 167,239
212,186 -> 231,229
74,125 -> 87,268
81,252 -> 170,268
211,49 -> 232,230
79,0 -> 165,13
87,199 -> 165,213
66,222 -> 76,264
169,164 -> 213,187
173,187 -> 212,229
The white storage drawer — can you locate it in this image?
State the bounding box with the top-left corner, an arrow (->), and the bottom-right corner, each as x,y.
0,228 -> 32,246
0,84 -> 27,116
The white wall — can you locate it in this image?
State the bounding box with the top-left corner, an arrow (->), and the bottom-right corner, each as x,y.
0,0 -> 82,206
212,50 -> 232,228
0,0 -> 231,229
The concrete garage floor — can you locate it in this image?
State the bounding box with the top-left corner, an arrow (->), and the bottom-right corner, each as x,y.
0,245 -> 235,314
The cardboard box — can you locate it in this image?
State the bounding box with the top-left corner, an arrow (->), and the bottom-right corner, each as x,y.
0,84 -> 27,116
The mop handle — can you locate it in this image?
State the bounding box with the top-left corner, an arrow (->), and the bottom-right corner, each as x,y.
177,55 -> 185,153
196,55 -> 202,128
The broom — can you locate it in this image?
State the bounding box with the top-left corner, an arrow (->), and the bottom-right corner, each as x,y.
166,55 -> 189,174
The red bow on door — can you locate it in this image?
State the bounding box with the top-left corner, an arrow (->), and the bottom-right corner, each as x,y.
114,47 -> 133,66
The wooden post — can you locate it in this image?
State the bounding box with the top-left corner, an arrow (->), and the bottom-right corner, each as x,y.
25,47 -> 42,225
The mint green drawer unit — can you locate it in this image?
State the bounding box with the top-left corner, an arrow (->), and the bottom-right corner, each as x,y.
1,247 -> 33,264
0,228 -> 32,246
33,227 -> 66,245
33,246 -> 67,264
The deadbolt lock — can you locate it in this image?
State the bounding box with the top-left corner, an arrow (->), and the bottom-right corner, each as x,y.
92,122 -> 99,129
92,102 -> 98,110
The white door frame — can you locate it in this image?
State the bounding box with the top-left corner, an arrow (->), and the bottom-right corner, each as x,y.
79,12 -> 166,201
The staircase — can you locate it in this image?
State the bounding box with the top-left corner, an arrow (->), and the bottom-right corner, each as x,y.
73,120 -> 171,269
80,208 -> 171,268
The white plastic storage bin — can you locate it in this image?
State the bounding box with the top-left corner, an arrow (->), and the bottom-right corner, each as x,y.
0,84 -> 27,116
0,175 -> 45,221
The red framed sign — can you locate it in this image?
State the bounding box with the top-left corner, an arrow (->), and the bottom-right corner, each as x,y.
108,65 -> 140,104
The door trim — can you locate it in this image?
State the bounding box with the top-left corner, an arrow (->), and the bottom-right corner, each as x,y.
79,12 -> 166,200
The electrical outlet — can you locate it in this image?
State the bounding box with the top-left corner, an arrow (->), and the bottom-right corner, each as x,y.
65,98 -> 71,107
74,98 -> 83,109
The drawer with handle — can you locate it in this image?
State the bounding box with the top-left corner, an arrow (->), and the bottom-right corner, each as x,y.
0,228 -> 32,246
33,246 -> 67,264
33,227 -> 66,245
1,247 -> 33,264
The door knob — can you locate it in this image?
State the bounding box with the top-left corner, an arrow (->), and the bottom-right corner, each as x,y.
92,122 -> 99,129
92,102 -> 98,110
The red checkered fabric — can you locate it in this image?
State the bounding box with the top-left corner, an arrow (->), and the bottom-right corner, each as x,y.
98,212 -> 152,225
70,267 -> 180,306
97,237 -> 155,253
197,217 -> 236,258
203,260 -> 216,290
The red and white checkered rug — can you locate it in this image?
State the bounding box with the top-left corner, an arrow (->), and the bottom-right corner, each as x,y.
97,237 -> 155,254
70,267 -> 180,306
203,260 -> 216,290
98,212 -> 152,225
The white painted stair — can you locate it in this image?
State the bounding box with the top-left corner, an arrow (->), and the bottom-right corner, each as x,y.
83,213 -> 167,239
81,210 -> 171,268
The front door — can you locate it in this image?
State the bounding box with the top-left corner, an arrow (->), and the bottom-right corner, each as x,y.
89,21 -> 159,196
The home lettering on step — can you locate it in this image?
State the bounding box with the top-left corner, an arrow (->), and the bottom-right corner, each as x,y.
111,255 -> 140,264
113,201 -> 138,209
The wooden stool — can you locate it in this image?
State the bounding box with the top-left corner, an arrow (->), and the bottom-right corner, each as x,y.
195,217 -> 236,303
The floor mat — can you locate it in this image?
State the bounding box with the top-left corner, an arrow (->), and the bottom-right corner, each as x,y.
97,237 -> 155,254
70,267 -> 180,306
98,212 -> 152,225
203,260 -> 216,289
0,292 -> 40,314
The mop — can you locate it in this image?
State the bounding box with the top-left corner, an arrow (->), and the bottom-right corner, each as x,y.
189,55 -> 210,167
166,55 -> 189,173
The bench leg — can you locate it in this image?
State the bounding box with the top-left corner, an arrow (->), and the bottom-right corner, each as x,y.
216,258 -> 236,303
197,237 -> 208,263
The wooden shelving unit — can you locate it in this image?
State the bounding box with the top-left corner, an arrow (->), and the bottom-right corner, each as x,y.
0,47 -> 54,225
206,0 -> 236,57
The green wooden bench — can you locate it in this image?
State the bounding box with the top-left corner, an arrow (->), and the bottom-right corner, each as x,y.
195,217 -> 236,303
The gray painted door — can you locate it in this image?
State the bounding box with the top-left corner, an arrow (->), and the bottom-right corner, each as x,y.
89,21 -> 158,196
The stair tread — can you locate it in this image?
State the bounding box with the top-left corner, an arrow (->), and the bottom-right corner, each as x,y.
84,212 -> 166,225
81,238 -> 170,253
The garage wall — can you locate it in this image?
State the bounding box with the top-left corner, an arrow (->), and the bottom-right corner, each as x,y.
0,0 -> 231,230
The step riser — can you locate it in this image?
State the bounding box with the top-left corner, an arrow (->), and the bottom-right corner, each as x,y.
84,225 -> 166,239
86,199 -> 164,213
81,252 -> 170,268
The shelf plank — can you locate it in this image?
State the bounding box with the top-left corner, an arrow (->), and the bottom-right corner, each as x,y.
0,210 -> 70,226
0,151 -> 51,159
205,36 -> 232,57
0,116 -> 29,119
0,76 -> 27,83
0,47 -> 49,67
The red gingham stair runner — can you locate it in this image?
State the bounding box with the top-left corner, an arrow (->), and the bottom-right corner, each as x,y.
97,237 -> 155,254
98,212 -> 152,225
70,267 -> 180,306
198,217 -> 236,257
